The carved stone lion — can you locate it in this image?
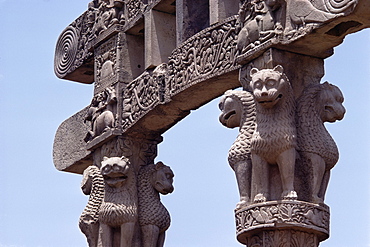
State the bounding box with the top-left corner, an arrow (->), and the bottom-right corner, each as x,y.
219,89 -> 256,209
138,162 -> 174,247
249,65 -> 297,202
297,82 -> 345,203
79,165 -> 105,247
98,156 -> 137,247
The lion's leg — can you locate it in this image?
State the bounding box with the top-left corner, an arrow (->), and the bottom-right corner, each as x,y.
157,231 -> 166,247
120,222 -> 135,247
308,152 -> 325,204
251,153 -> 269,203
234,159 -> 252,209
99,223 -> 113,247
318,169 -> 330,202
141,225 -> 159,247
277,148 -> 297,200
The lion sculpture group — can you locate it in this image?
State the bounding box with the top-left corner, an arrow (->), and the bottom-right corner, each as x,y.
220,65 -> 345,207
79,157 -> 174,247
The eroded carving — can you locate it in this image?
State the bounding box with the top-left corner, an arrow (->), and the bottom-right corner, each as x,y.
297,82 -> 345,203
85,86 -> 117,142
236,0 -> 284,54
138,162 -> 174,247
219,90 -> 256,209
235,0 -> 358,62
122,64 -> 169,129
249,65 -> 297,202
88,0 -> 125,40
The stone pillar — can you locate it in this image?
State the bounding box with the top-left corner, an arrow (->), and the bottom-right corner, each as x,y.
144,9 -> 176,69
176,0 -> 210,45
209,0 -> 239,25
219,49 -> 345,246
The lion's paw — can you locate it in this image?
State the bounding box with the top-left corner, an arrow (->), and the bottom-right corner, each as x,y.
236,197 -> 249,210
282,190 -> 297,200
253,193 -> 267,203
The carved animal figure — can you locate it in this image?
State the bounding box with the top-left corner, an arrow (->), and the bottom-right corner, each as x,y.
138,162 -> 174,247
219,90 -> 256,209
249,65 -> 297,202
285,0 -> 343,31
296,82 -> 345,203
79,165 -> 105,247
99,156 -> 138,247
236,0 -> 283,54
85,87 -> 117,141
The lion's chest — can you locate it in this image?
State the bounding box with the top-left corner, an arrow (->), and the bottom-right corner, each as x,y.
251,111 -> 296,162
99,185 -> 137,227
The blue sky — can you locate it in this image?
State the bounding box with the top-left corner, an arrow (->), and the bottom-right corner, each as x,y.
0,1 -> 369,246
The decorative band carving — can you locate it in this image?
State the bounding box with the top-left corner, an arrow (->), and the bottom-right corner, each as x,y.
235,201 -> 330,244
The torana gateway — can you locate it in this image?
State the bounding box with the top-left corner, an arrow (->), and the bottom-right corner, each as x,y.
53,0 -> 370,246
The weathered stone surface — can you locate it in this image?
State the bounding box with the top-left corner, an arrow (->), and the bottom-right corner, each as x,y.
53,107 -> 92,174
53,0 -> 370,246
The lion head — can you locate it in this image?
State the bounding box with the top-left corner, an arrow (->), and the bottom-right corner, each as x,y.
318,82 -> 345,123
100,156 -> 131,188
249,65 -> 289,109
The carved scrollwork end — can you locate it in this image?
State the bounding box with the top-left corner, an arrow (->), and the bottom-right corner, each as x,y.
54,25 -> 80,79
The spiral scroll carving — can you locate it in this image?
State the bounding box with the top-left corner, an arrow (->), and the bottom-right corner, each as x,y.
54,26 -> 79,78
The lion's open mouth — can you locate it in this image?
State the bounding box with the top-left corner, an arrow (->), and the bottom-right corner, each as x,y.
104,174 -> 128,183
258,94 -> 282,104
224,110 -> 236,120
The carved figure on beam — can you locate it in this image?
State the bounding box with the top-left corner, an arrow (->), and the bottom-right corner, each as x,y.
84,86 -> 117,142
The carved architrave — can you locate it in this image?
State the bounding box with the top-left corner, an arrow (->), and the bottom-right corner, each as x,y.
235,201 -> 330,245
121,64 -> 170,130
235,0 -> 358,64
168,16 -> 240,95
54,13 -> 94,83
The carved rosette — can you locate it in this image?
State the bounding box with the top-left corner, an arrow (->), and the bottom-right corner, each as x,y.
235,201 -> 330,246
168,16 -> 239,95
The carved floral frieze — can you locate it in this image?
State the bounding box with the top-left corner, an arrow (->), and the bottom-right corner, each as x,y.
235,201 -> 330,240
